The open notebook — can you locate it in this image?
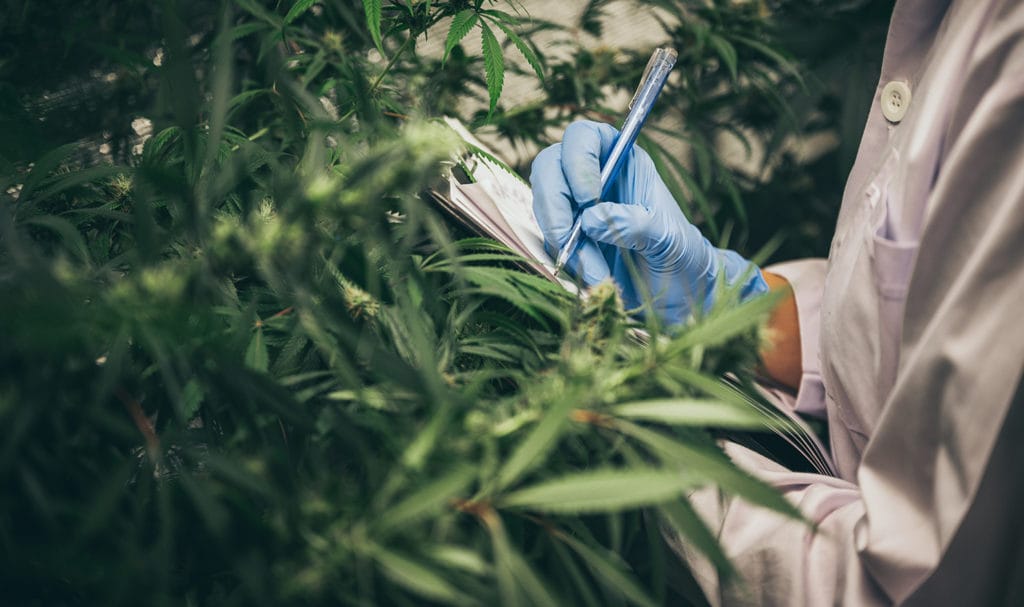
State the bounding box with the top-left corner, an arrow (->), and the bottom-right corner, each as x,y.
430,117 -> 835,476
431,118 -> 578,293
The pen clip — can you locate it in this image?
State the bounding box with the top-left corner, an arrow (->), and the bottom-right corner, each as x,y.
629,47 -> 676,110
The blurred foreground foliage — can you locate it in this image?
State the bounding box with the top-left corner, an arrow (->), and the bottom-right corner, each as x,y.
0,0 -> 891,604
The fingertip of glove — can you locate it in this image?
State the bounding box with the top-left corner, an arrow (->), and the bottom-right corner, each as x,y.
529,143 -> 562,182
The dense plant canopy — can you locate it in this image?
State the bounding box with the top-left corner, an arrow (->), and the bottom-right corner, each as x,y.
0,0 -> 892,605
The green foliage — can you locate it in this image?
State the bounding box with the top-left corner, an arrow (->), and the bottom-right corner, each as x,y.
0,0 -> 893,605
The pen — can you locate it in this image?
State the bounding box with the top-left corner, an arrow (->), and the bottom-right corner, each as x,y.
553,46 -> 678,275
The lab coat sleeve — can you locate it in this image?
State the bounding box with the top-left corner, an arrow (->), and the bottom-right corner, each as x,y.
762,259 -> 828,418
666,7 -> 1024,605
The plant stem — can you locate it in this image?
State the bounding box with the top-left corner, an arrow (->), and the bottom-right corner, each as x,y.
370,35 -> 415,94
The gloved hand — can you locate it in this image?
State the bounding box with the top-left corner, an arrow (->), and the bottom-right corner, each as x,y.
531,120 -> 768,325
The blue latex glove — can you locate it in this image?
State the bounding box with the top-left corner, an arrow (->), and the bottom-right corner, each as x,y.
531,120 -> 768,325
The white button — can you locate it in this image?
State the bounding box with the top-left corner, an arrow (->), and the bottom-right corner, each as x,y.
881,80 -> 911,123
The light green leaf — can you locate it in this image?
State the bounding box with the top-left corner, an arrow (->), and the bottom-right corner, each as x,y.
613,398 -> 767,429
491,20 -> 544,81
428,544 -> 491,576
558,534 -> 658,607
495,396 -> 575,491
377,465 -> 476,532
283,0 -> 316,24
500,469 -> 697,513
363,0 -> 384,55
374,549 -> 473,606
245,327 -> 269,372
444,10 -> 479,65
479,22 -> 504,116
614,420 -> 804,522
671,288 -> 782,353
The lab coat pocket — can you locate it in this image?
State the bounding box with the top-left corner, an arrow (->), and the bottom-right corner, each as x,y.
868,197 -> 919,406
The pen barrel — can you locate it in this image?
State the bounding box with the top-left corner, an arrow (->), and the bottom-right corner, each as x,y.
598,50 -> 676,201
555,48 -> 676,274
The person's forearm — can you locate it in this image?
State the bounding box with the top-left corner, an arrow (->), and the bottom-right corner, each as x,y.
760,271 -> 802,389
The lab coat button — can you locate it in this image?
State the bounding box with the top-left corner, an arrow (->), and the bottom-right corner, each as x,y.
881,80 -> 911,123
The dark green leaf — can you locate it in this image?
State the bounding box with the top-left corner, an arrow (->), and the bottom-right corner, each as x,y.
363,0 -> 384,54
491,20 -> 544,81
283,0 -> 317,24
22,215 -> 93,266
489,514 -> 560,606
181,379 -> 204,419
708,35 -> 738,81
444,10 -> 479,65
558,533 -> 658,607
659,500 -> 735,581
480,22 -> 504,116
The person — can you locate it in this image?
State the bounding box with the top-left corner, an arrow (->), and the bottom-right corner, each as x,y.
530,0 -> 1024,604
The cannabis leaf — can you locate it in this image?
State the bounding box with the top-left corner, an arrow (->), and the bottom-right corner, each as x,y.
444,9 -> 479,64
283,0 -> 317,25
500,469 -> 699,513
490,19 -> 544,81
480,21 -> 504,116
363,0 -> 384,54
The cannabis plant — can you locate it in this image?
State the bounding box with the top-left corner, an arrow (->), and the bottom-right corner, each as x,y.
0,0 -> 892,605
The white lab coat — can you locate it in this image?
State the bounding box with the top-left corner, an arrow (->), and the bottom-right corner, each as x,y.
664,0 -> 1024,603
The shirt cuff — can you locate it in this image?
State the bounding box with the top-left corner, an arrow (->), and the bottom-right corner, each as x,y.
764,258 -> 828,418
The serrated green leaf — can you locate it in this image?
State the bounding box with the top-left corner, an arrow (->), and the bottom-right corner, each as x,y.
283,0 -> 316,24
558,533 -> 658,607
363,0 -> 384,54
479,8 -> 519,25
479,22 -> 504,116
374,549 -> 473,606
490,20 -> 543,81
613,398 -> 767,429
245,327 -> 269,372
500,469 -> 697,513
444,10 -> 479,65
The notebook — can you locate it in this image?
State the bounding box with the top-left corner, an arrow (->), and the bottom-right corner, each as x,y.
430,117 -> 835,476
